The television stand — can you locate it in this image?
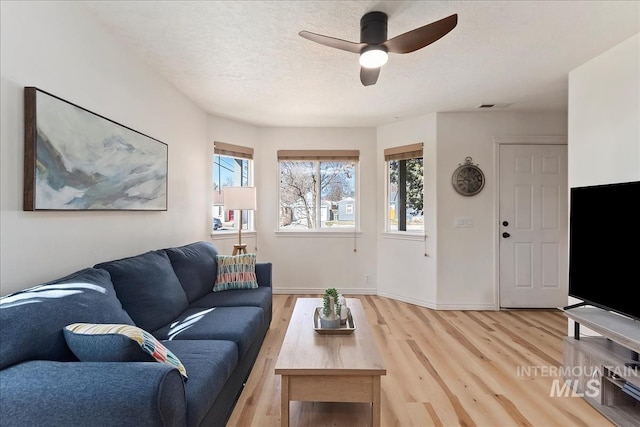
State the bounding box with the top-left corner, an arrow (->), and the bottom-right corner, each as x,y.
563,307 -> 640,427
626,351 -> 640,370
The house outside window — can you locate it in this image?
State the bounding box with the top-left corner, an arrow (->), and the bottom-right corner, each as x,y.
385,143 -> 424,232
213,142 -> 253,233
278,150 -> 359,230
345,203 -> 354,215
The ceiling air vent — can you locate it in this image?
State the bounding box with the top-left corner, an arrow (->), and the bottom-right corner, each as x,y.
476,103 -> 511,109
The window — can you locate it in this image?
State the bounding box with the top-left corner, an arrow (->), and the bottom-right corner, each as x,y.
213,142 -> 253,233
278,150 -> 359,230
385,143 -> 423,232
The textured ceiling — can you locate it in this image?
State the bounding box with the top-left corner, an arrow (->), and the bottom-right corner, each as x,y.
83,1 -> 640,127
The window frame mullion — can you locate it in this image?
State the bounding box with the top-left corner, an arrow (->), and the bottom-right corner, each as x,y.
399,159 -> 407,231
315,161 -> 321,229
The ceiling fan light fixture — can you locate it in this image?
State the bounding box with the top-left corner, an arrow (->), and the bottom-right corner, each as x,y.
359,46 -> 388,68
299,11 -> 457,85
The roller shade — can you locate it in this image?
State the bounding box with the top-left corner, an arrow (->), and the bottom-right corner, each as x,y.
214,141 -> 253,159
277,150 -> 360,161
384,143 -> 423,161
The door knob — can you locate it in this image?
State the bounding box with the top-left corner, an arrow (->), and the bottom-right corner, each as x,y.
502,232 -> 511,238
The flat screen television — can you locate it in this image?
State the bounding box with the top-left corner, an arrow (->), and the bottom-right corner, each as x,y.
568,181 -> 640,321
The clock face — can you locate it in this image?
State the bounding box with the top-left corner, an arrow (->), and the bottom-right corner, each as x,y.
452,164 -> 485,196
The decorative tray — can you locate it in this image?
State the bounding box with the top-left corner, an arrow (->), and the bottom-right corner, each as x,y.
313,307 -> 356,334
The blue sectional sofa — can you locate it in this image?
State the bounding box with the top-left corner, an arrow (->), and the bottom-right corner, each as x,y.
0,241 -> 272,427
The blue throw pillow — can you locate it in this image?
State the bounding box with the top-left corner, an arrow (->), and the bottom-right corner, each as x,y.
64,323 -> 187,379
64,325 -> 155,362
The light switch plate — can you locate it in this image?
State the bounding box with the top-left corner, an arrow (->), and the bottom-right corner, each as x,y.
455,216 -> 473,228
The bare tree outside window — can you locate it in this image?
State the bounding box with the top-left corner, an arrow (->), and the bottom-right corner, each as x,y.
279,161 -> 356,229
280,161 -> 316,228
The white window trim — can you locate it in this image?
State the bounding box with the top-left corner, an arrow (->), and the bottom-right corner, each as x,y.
381,231 -> 426,241
385,163 -> 392,232
211,230 -> 257,240
275,230 -> 363,238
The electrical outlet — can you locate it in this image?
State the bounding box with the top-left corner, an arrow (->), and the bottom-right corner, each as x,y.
364,275 -> 370,284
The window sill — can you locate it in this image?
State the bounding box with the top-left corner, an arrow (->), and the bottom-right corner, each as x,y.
275,230 -> 362,238
381,232 -> 426,241
210,231 -> 256,240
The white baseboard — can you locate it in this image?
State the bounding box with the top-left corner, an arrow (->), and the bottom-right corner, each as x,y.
272,288 -> 497,310
376,291 -> 496,310
272,287 -> 377,295
432,302 -> 497,310
376,290 -> 438,310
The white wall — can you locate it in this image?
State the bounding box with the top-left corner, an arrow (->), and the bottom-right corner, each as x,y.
436,112 -> 567,308
207,109 -> 569,308
205,121 -> 378,294
0,2 -> 209,295
566,33 -> 640,332
375,111 -> 567,309
568,33 -> 640,187
376,114 -> 439,307
208,110 -> 568,307
255,127 -> 378,294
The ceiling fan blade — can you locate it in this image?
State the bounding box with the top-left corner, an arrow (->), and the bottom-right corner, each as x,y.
299,30 -> 365,54
360,67 -> 380,86
383,14 -> 458,54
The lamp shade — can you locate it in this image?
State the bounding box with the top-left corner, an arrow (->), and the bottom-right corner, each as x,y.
213,190 -> 224,206
223,187 -> 256,211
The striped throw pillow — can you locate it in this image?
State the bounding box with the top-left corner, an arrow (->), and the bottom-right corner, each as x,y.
64,323 -> 187,379
213,254 -> 258,292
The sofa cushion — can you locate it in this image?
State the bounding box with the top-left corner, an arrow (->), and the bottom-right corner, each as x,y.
165,242 -> 218,303
64,323 -> 187,378
163,340 -> 238,427
214,254 -> 258,292
95,250 -> 189,332
189,287 -> 272,326
0,268 -> 134,370
153,306 -> 263,359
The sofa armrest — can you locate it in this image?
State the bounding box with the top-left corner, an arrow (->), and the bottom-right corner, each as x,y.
256,262 -> 272,288
0,360 -> 186,427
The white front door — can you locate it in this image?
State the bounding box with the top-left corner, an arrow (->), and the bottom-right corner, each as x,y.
499,144 -> 568,308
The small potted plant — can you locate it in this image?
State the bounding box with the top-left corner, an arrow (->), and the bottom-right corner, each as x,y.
320,287 -> 341,329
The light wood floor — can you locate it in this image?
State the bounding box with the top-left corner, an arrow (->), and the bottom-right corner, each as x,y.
227,295 -> 614,427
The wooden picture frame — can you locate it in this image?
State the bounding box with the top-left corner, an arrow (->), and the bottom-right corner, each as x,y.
23,87 -> 168,211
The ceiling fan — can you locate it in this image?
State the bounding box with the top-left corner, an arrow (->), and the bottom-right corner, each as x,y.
299,11 -> 458,86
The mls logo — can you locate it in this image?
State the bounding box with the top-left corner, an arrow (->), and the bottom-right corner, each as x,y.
550,379 -> 600,398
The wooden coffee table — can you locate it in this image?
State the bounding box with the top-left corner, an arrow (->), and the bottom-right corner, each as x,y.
275,298 -> 386,427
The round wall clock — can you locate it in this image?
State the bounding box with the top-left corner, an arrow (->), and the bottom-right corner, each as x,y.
452,157 -> 485,196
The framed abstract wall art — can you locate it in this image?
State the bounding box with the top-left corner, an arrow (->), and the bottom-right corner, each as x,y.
23,87 -> 168,211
